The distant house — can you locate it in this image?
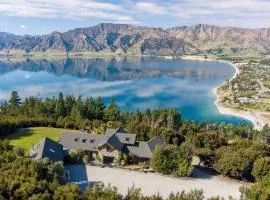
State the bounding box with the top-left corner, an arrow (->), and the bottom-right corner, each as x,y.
237,96 -> 259,103
29,137 -> 64,162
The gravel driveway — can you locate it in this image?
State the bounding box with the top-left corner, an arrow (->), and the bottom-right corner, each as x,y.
66,165 -> 245,199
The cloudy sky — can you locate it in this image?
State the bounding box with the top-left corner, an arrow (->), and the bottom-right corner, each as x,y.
0,0 -> 270,35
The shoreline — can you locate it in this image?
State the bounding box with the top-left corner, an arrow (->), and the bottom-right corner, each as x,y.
182,55 -> 266,130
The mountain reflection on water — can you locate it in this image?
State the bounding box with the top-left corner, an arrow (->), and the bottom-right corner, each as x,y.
0,56 -> 250,124
0,56 -> 229,81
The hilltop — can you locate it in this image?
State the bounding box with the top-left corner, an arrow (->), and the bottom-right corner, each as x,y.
1,23 -> 270,56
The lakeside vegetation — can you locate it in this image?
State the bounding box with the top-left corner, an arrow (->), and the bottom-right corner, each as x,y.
0,91 -> 270,199
218,56 -> 270,112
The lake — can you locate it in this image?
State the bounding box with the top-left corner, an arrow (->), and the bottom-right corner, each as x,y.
0,56 -> 249,124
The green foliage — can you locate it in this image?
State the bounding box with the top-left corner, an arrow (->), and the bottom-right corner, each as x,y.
83,155 -> 90,164
9,90 -> 21,107
167,190 -> 204,200
55,92 -> 66,117
151,144 -> 193,177
67,150 -> 79,164
84,184 -> 122,200
104,99 -> 120,122
244,175 -> 270,200
252,157 -> 270,181
53,184 -> 83,200
126,186 -> 162,200
0,140 -> 66,199
194,132 -> 227,167
215,141 -> 270,178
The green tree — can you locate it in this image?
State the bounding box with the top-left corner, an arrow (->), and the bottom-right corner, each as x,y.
104,99 -> 120,121
53,184 -> 83,200
70,105 -> 81,123
84,97 -> 96,120
244,175 -> 270,200
252,157 -> 270,181
95,96 -> 105,120
150,146 -> 165,173
151,145 -> 193,177
56,92 -> 66,117
9,90 -> 21,107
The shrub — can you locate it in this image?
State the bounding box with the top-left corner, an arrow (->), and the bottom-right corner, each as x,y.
83,155 -> 90,164
252,157 -> 270,181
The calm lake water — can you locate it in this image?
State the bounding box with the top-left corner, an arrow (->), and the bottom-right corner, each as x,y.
0,56 -> 249,124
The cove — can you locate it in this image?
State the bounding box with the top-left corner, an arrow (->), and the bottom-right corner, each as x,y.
0,56 -> 250,125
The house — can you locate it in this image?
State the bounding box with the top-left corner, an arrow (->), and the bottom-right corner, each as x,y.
30,128 -> 167,164
29,137 -> 64,162
237,96 -> 259,103
59,127 -> 166,163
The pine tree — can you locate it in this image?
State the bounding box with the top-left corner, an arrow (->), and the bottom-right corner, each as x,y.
9,90 -> 21,107
64,95 -> 75,116
56,92 -> 65,117
104,99 -> 120,121
95,96 -> 105,120
84,97 -> 96,120
70,105 -> 81,123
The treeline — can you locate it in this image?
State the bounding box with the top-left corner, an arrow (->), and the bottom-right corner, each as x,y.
0,91 -> 264,142
0,91 -> 182,140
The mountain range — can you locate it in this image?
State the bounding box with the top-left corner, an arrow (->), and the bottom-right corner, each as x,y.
1,23 -> 270,56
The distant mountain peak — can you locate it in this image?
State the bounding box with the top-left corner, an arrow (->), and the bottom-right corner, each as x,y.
0,23 -> 270,56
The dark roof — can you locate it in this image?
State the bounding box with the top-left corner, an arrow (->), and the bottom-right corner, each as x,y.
147,136 -> 167,152
115,132 -> 136,145
105,127 -> 126,135
29,137 -> 64,161
60,132 -> 105,151
127,136 -> 167,159
98,132 -> 124,151
60,127 -> 136,152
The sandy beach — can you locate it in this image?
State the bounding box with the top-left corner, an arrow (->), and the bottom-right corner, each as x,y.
182,55 -> 268,130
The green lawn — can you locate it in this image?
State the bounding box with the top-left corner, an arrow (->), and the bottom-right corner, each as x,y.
6,127 -> 78,154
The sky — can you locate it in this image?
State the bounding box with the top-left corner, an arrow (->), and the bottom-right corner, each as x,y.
1,0 -> 270,35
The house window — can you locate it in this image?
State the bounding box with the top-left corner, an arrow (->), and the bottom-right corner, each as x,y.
49,149 -> 55,153
82,139 -> 87,143
125,137 -> 130,142
74,138 -> 79,142
90,139 -> 95,143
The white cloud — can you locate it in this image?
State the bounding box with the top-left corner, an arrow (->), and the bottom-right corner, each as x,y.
20,24 -> 28,29
133,0 -> 270,28
135,2 -> 168,15
0,0 -> 138,23
1,0 -> 270,28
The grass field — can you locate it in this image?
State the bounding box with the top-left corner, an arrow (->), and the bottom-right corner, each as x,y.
6,127 -> 79,154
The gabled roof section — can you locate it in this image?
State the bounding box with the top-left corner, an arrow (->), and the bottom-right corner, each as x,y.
127,136 -> 167,159
115,132 -> 136,145
97,132 -> 123,151
147,135 -> 167,152
29,137 -> 64,161
59,132 -> 104,151
127,142 -> 152,158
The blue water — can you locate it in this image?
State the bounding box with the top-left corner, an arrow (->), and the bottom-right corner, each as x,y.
0,56 -> 250,125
